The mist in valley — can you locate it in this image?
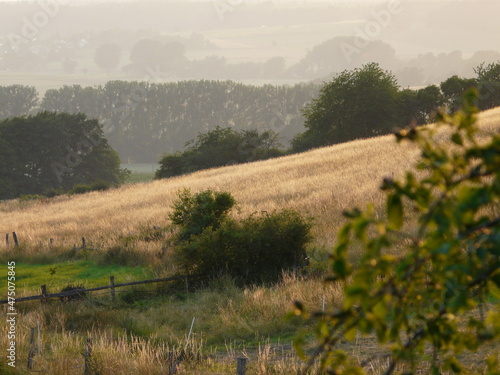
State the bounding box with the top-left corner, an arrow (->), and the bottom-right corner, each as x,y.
1,0 -> 499,89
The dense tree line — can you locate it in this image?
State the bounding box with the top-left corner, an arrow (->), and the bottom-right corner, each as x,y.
35,81 -> 319,163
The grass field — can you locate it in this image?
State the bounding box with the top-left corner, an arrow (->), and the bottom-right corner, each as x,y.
0,107 -> 499,374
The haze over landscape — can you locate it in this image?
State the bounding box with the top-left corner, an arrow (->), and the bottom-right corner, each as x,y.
1,1 -> 499,374
1,0 -> 500,92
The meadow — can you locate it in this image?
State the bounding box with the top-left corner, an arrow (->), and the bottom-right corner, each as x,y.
1,107 -> 499,374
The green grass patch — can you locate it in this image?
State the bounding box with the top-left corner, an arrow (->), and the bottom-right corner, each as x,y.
1,261 -> 153,298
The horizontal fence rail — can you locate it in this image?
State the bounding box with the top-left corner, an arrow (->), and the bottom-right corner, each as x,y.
0,274 -> 202,304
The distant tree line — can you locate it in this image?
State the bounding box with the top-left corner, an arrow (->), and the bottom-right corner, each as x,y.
0,81 -> 319,163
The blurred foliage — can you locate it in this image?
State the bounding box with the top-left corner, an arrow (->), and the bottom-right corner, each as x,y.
293,89 -> 500,374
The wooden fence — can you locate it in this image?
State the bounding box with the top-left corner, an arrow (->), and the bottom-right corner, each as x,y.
0,274 -> 201,304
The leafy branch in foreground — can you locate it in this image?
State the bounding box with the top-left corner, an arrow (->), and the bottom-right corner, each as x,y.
293,89 -> 500,374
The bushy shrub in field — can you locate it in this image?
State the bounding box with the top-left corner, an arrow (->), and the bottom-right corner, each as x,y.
170,190 -> 313,285
69,181 -> 112,195
18,194 -> 43,201
169,189 -> 235,242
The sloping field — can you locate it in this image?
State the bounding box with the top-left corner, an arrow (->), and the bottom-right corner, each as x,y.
1,108 -> 499,254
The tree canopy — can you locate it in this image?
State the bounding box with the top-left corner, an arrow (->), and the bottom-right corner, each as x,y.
292,63 -> 400,151
292,63 -> 449,152
475,61 -> 500,110
0,112 -> 127,199
441,75 -> 478,112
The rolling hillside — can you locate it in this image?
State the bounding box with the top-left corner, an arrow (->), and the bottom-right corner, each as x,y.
1,107 -> 500,255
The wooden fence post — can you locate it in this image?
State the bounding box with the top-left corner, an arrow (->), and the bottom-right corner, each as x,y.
5,233 -> 9,246
236,357 -> 247,375
84,337 -> 93,375
110,276 -> 116,301
167,352 -> 178,375
12,232 -> 18,247
82,237 -> 86,249
37,323 -> 41,355
41,285 -> 48,304
27,327 -> 36,370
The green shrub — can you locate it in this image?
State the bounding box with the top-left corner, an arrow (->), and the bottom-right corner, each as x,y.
43,187 -> 64,198
18,194 -> 42,201
69,184 -> 92,195
174,209 -> 312,285
169,189 -> 235,242
90,180 -> 112,191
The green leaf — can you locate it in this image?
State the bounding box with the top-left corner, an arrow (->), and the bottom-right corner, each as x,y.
451,132 -> 463,145
387,194 -> 404,230
445,356 -> 463,374
373,300 -> 387,320
332,259 -> 351,279
345,327 -> 357,341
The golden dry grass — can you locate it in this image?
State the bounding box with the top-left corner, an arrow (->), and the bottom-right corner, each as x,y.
2,107 -> 500,256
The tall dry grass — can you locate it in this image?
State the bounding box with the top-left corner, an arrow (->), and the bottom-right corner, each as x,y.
0,273 -> 339,374
3,107 -> 498,258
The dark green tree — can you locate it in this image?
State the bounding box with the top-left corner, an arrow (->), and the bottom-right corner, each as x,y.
293,90 -> 500,374
169,189 -> 235,243
415,85 -> 445,123
0,112 -> 127,199
398,85 -> 444,126
475,61 -> 500,110
440,75 -> 477,112
292,63 -> 399,152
